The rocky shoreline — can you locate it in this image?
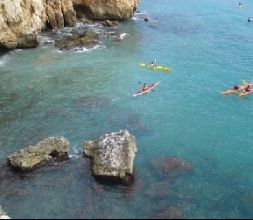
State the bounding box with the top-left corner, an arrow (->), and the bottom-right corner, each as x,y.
0,0 -> 139,50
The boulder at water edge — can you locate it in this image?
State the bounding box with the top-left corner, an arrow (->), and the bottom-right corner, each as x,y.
55,27 -> 99,51
84,130 -> 137,184
8,137 -> 70,171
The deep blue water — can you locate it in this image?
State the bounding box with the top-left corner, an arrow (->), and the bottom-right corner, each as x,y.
1,0 -> 253,218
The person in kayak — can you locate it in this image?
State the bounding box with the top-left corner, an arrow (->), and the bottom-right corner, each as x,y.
234,84 -> 239,90
150,59 -> 157,67
245,84 -> 251,92
141,83 -> 148,92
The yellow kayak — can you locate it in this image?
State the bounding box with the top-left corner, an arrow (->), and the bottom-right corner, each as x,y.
139,63 -> 173,72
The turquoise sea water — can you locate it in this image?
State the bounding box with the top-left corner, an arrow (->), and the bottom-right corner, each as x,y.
1,0 -> 253,218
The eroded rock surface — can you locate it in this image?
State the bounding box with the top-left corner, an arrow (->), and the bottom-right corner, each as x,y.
84,130 -> 137,184
8,137 -> 70,171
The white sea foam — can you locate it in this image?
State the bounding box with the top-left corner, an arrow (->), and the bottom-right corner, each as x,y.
14,49 -> 23,53
41,36 -> 54,44
72,44 -> 105,53
69,147 -> 82,160
0,55 -> 8,67
119,33 -> 129,40
56,41 -> 102,53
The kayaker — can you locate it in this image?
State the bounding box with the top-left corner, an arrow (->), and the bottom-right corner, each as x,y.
245,84 -> 251,92
141,83 -> 148,92
234,84 -> 239,90
150,59 -> 157,67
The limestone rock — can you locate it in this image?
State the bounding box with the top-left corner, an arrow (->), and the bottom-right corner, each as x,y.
0,0 -> 138,49
0,0 -> 46,49
45,0 -> 76,29
8,137 -> 70,171
84,130 -> 137,184
73,0 -> 140,21
0,0 -> 76,49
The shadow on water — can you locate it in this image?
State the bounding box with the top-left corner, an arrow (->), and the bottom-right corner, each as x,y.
0,49 -> 9,57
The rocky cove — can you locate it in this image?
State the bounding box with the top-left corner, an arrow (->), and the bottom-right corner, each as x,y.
2,0 -> 253,219
0,0 -> 139,50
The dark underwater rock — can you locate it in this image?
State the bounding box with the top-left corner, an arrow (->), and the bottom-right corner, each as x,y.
74,96 -> 109,109
151,156 -> 192,177
145,181 -> 171,199
153,206 -> 184,219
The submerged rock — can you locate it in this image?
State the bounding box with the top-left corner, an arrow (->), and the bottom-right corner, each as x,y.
145,181 -> 171,199
153,206 -> 184,219
83,130 -> 137,184
74,96 -> 109,108
0,206 -> 10,219
8,137 -> 70,171
151,156 -> 192,178
55,27 -> 99,51
243,189 -> 253,214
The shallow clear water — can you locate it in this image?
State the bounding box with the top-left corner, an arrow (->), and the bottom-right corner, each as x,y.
1,0 -> 253,218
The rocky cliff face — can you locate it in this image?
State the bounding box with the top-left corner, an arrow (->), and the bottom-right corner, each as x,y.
0,0 -> 76,49
73,0 -> 139,20
45,0 -> 76,29
0,0 -> 139,49
0,0 -> 46,49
